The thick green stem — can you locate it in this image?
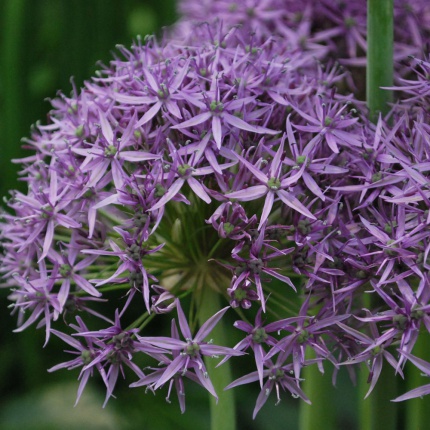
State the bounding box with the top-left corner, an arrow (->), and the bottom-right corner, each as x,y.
358,364 -> 398,430
363,1 -> 398,427
405,332 -> 430,430
359,289 -> 398,430
299,353 -> 336,430
197,285 -> 236,430
367,0 -> 393,122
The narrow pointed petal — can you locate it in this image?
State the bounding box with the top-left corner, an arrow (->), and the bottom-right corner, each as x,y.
176,300 -> 193,340
223,112 -> 278,135
187,177 -> 211,203
134,101 -> 163,128
212,116 -> 223,149
393,384 -> 430,402
226,185 -> 267,202
154,355 -> 187,389
171,112 -> 212,130
149,178 -> 185,211
195,307 -> 230,343
277,190 -> 316,219
259,192 -> 275,230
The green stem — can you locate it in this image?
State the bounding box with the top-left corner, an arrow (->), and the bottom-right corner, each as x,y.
359,290 -> 398,430
367,0 -> 393,122
299,357 -> 337,430
358,363 -> 398,430
197,285 -> 236,430
364,2 -> 397,427
405,332 -> 430,430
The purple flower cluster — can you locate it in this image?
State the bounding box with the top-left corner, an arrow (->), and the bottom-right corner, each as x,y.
2,0 -> 430,417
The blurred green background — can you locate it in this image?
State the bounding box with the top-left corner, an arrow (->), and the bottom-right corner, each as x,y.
0,1 -> 362,429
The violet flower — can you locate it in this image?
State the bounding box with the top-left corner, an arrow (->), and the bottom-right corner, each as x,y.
136,300 -> 243,399
2,1 -> 430,418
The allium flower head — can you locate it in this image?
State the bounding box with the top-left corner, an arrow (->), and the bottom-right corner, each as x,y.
2,0 -> 430,419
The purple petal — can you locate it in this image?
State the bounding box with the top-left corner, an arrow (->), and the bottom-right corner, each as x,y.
99,110 -> 114,143
149,178 -> 185,211
39,220 -> 55,262
92,193 -> 119,210
165,100 -> 182,119
154,355 -> 187,389
137,336 -> 185,350
277,190 -> 316,220
399,351 -> 430,376
235,153 -> 268,184
73,275 -> 102,297
253,380 -> 273,419
393,384 -> 430,402
364,355 -> 383,399
195,307 -> 230,343
192,364 -> 218,399
187,177 -> 211,203
225,371 -> 260,390
119,150 -> 161,162
223,112 -> 278,135
176,300 -> 193,340
212,116 -> 223,149
259,192 -> 275,230
134,101 -> 162,128
302,171 -> 325,200
226,185 -> 268,202
171,112 -> 212,130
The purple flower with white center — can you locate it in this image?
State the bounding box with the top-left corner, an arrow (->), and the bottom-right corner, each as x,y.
72,109 -> 161,190
12,172 -> 81,262
48,316 -> 108,406
226,133 -> 316,228
48,243 -> 101,308
148,140 -> 215,211
292,96 -> 362,155
220,307 -> 287,386
337,319 -> 403,398
131,317 -> 220,413
73,310 -> 162,406
265,296 -> 349,379
137,300 -> 243,398
229,225 -> 296,311
279,116 -> 350,201
10,267 -> 62,346
171,75 -> 279,149
82,227 -> 162,311
356,280 -> 430,369
113,58 -> 192,127
225,344 -> 312,419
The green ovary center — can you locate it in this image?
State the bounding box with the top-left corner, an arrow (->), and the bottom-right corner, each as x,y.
185,341 -> 200,357
267,177 -> 281,191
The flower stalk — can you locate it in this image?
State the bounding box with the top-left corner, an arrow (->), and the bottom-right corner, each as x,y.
299,355 -> 336,430
405,332 -> 430,430
198,284 -> 236,430
359,363 -> 398,430
367,0 -> 393,122
364,2 -> 398,429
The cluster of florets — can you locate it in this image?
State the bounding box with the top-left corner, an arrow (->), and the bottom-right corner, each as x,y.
178,0 -> 430,68
2,0 -> 430,417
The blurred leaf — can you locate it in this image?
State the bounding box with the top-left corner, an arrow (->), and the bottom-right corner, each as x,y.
128,6 -> 157,37
0,383 -> 124,430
